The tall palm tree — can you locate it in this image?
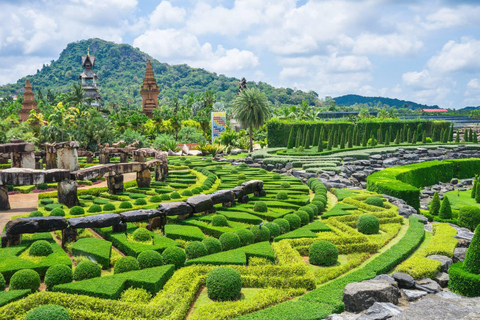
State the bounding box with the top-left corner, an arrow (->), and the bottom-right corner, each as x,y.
233,88 -> 270,152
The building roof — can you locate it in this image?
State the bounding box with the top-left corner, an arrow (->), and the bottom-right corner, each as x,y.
81,55 -> 95,68
422,108 -> 448,112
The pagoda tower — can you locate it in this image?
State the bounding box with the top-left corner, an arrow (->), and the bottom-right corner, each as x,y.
141,60 -> 160,118
19,79 -> 38,122
79,48 -> 102,107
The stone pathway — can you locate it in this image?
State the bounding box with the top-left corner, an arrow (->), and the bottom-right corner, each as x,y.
0,172 -> 137,231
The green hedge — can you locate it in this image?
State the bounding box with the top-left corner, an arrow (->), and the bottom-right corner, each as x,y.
164,225 -> 205,242
71,238 -> 112,269
0,290 -> 31,308
449,262 -> 480,297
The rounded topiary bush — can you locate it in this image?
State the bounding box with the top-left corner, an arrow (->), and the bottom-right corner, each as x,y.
238,174 -> 246,180
284,214 -> 301,230
129,193 -> 146,199
273,218 -> 290,234
312,201 -> 325,213
87,204 -> 102,213
24,305 -> 70,320
185,241 -> 208,259
276,191 -> 288,200
357,215 -> 380,235
162,246 -> 186,269
203,237 -> 222,255
259,169 -> 267,174
281,182 -> 291,189
212,215 -> 228,227
239,163 -> 248,168
365,196 -> 384,208
103,203 -> 116,211
74,261 -> 101,281
0,273 -> 5,291
29,240 -> 53,257
134,198 -> 148,205
160,194 -> 171,201
29,210 -> 43,217
235,229 -> 255,246
306,204 -> 319,217
458,206 -> 480,231
219,232 -> 241,251
295,210 -> 310,226
272,174 -> 281,180
253,201 -> 268,213
45,203 -> 64,211
171,191 -> 181,199
93,198 -> 109,205
309,241 -> 338,266
114,256 -> 140,274
300,206 -> 315,221
192,187 -> 202,195
49,208 -> 65,217
40,199 -> 54,205
69,206 -> 85,216
251,225 -> 270,243
264,222 -> 280,239
206,267 -> 242,301
182,190 -> 193,197
80,195 -> 93,200
230,169 -> 238,174
9,269 -> 40,291
137,250 -> 163,269
149,195 -> 162,203
133,228 -> 151,242
119,201 -> 133,209
45,264 -> 73,290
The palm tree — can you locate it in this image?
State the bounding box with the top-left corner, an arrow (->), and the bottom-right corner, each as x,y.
233,88 -> 270,152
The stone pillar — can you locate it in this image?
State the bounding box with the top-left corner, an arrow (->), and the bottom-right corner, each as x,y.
112,222 -> 127,233
107,174 -> 124,194
86,153 -> 94,164
146,215 -> 167,234
120,153 -> 129,163
57,145 -> 80,171
20,152 -> 36,169
0,156 -> 8,164
10,152 -> 21,168
133,154 -> 145,162
136,169 -> 151,188
160,163 -> 168,182
1,233 -> 21,247
0,186 -> 10,211
62,227 -> 77,247
99,152 -> 110,164
154,164 -> 162,181
46,151 -> 57,169
57,180 -> 80,208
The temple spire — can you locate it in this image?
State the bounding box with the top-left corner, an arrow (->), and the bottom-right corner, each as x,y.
141,59 -> 160,118
19,79 -> 38,122
79,48 -> 102,107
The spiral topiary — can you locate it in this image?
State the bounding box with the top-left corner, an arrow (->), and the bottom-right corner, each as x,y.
69,206 -> 85,216
295,210 -> 310,226
24,305 -> 70,320
276,191 -> 288,200
29,210 -> 43,217
182,190 -> 193,197
251,225 -> 270,243
137,250 -> 163,269
284,214 -> 301,230
114,256 -> 140,274
87,204 -> 102,213
119,201 -> 133,209
211,215 -> 229,227
235,229 -> 255,246
219,232 -> 241,251
365,196 -> 384,208
264,222 -> 280,239
273,218 -> 290,234
133,228 -> 151,242
309,241 -> 338,266
29,240 -> 53,256
103,203 -> 116,211
162,246 -> 186,269
253,201 -> 268,213
73,261 -> 101,281
458,206 -> 480,231
44,264 -> 73,290
206,267 -> 242,301
134,198 -> 148,206
185,241 -> 208,259
357,215 -> 380,234
202,237 -> 222,254
9,269 -> 41,291
49,208 -> 65,216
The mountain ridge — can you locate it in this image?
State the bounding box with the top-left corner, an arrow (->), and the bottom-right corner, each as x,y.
332,94 -> 439,110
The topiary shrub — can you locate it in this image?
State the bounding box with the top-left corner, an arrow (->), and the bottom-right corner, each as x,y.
185,241 -> 208,259
149,195 -> 162,203
24,305 -> 70,320
103,203 -> 116,211
230,169 -> 238,174
170,191 -> 181,199
264,222 -> 280,239
40,199 -> 54,205
160,194 -> 171,200
119,201 -> 133,209
162,247 -> 186,269
134,198 -> 148,206
206,267 -> 242,301
219,232 -> 242,251
276,191 -> 288,200
439,196 -> 452,219
251,225 -> 270,243
69,206 -> 85,216
273,218 -> 290,234
212,215 -> 229,227
9,269 -> 40,291
235,229 -> 255,246
284,214 -> 301,230
463,224 -> 480,274
80,195 -> 93,200
202,237 -> 222,255
182,190 -> 193,197
281,182 -> 291,189
259,169 -> 267,174
429,191 -> 441,216
133,228 -> 151,242
137,250 -> 163,269
294,210 -> 310,226
300,206 -> 315,221
238,174 -> 246,180
29,210 -> 43,217
309,241 -> 338,266
87,204 -> 102,213
129,193 -> 146,199
357,215 -> 380,234
0,273 -> 5,291
74,261 -> 101,281
120,288 -> 152,303
272,174 -> 281,180
312,201 -> 325,213
458,206 -> 480,231
49,208 -> 65,217
253,201 -> 268,213
306,204 -> 319,217
44,264 -> 73,290
114,256 -> 140,274
239,163 -> 248,168
192,187 -> 203,195
365,196 -> 384,208
29,240 -> 53,256
45,203 -> 64,211
93,198 -> 109,205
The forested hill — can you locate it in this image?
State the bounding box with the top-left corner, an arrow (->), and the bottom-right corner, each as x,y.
0,38 -> 319,106
333,94 -> 438,110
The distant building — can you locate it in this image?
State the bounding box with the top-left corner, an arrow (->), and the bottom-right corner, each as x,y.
79,49 -> 102,107
19,79 -> 37,122
422,108 -> 448,113
141,59 -> 160,118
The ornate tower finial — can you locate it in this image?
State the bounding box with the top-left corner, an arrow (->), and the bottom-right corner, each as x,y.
87,46 -> 90,57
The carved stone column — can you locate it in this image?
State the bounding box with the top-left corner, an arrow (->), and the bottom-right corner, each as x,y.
57,180 -> 79,208
99,152 -> 110,164
133,154 -> 145,162
46,151 -> 57,169
107,174 -> 124,194
120,153 -> 129,163
56,142 -> 80,171
136,169 -> 151,188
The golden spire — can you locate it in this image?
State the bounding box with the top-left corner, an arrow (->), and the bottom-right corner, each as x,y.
87,46 -> 90,57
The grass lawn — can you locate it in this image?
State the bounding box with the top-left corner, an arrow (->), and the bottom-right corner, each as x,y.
443,188 -> 477,210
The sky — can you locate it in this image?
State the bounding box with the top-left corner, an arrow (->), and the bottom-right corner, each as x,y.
0,0 -> 479,108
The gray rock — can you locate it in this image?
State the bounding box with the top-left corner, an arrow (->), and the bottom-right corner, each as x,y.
453,247 -> 467,263
158,202 -> 193,216
454,229 -> 474,242
450,178 -> 459,185
343,280 -> 400,313
412,214 -> 428,224
415,278 -> 442,293
403,153 -> 419,160
435,290 -> 461,299
186,194 -> 214,213
119,209 -> 162,222
57,180 -> 79,208
68,213 -> 121,228
231,186 -> 246,199
352,172 -> 367,181
370,154 -> 383,160
210,190 -> 235,205
285,162 -> 293,170
357,302 -> 403,320
401,289 -> 428,301
397,205 -> 416,218
242,180 -> 264,194
427,255 -> 453,272
392,272 -> 415,289
434,272 -> 449,288
0,185 -> 10,210
374,274 -> 396,284
325,312 -> 359,320
383,158 -> 399,166
6,217 -> 68,235
266,164 -> 275,171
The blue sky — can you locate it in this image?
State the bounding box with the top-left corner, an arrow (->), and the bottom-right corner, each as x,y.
0,0 -> 479,108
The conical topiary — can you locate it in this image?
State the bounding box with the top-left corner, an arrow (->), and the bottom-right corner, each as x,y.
476,181 -> 480,204
463,224 -> 480,274
287,127 -> 295,149
429,191 -> 441,216
439,196 -> 452,219
472,176 -> 477,198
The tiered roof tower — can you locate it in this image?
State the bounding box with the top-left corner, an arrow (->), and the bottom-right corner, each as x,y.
79,48 -> 102,107
141,60 -> 160,118
19,79 -> 38,122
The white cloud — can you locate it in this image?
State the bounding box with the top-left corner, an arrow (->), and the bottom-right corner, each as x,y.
149,1 -> 186,28
353,33 -> 423,56
427,37 -> 480,74
466,79 -> 480,97
423,5 -> 480,30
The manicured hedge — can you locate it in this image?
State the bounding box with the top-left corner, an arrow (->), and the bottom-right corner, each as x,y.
71,238 -> 112,270
0,289 -> 31,308
164,225 -> 205,242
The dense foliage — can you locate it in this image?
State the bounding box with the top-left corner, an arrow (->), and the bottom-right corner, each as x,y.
206,267 -> 242,301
